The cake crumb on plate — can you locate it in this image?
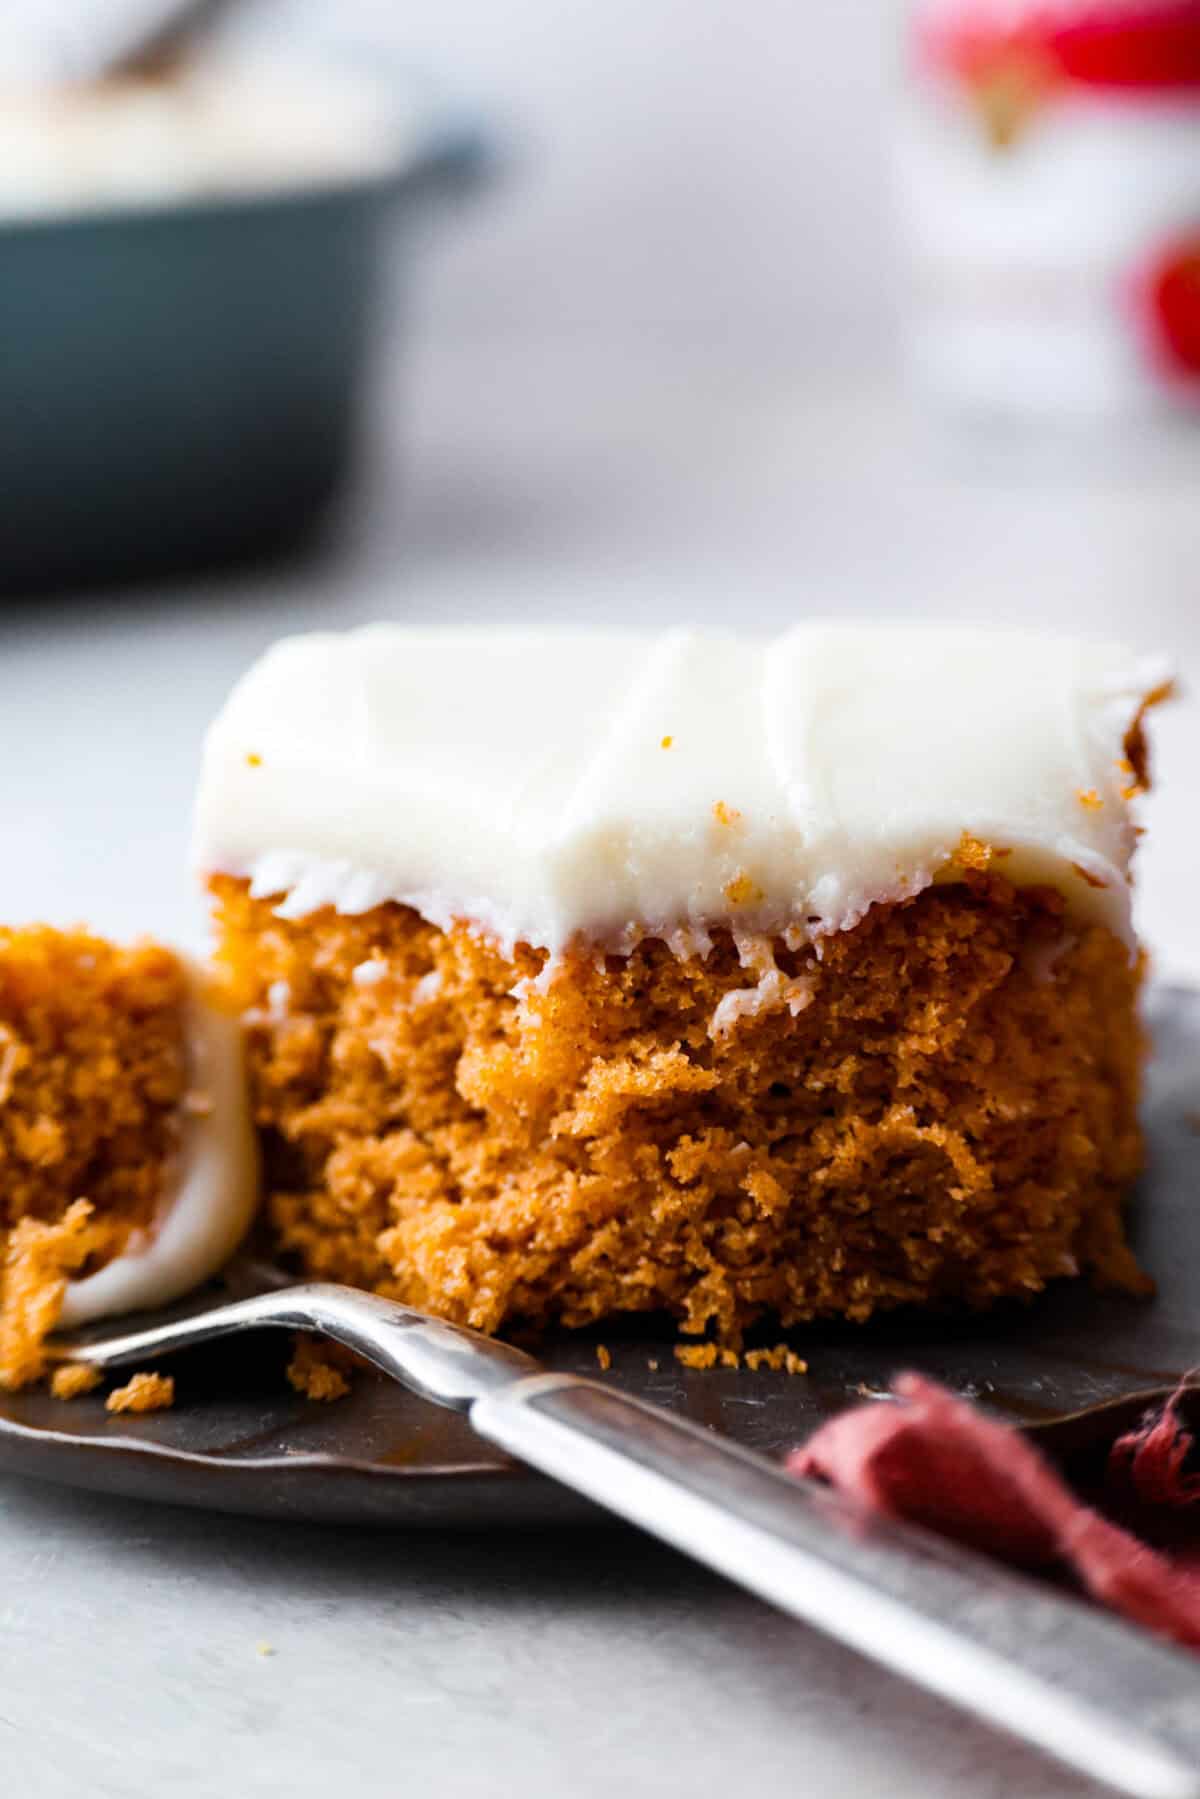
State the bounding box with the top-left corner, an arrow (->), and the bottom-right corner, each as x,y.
743,1344 -> 808,1375
106,1371 -> 175,1414
675,1343 -> 741,1370
50,1363 -> 102,1401
286,1337 -> 350,1402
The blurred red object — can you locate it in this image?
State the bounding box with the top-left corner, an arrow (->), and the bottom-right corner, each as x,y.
917,2 -> 1200,93
1144,234 -> 1200,375
901,0 -> 1200,423
789,1373 -> 1200,1653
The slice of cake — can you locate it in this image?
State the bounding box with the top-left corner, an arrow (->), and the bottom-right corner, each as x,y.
0,928 -> 257,1386
191,622 -> 1169,1345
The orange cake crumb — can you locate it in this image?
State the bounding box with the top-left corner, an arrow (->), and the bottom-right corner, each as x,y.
595,1343 -> 612,1371
675,1343 -> 741,1370
0,1201 -> 110,1388
286,1337 -> 351,1402
0,929 -> 188,1388
212,870 -> 1147,1347
675,1342 -> 807,1373
106,1371 -> 175,1414
743,1345 -> 808,1375
953,832 -> 993,872
722,872 -> 763,906
1078,789 -> 1103,811
50,1362 -> 103,1401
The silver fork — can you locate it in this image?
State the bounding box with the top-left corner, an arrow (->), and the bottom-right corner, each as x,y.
51,1280 -> 1200,1799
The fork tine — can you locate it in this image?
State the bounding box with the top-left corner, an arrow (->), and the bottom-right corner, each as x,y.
50,1281 -> 541,1411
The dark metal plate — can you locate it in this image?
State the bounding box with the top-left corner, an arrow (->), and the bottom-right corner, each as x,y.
2,986 -> 1198,1527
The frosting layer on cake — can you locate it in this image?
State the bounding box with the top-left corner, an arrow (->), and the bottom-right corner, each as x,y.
193,623 -> 1166,954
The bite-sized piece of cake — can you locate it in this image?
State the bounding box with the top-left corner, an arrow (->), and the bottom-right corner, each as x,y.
191,622 -> 1169,1346
0,928 -> 258,1387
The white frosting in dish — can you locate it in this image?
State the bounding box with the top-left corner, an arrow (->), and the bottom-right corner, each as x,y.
193,623 -> 1167,960
0,62 -> 409,220
57,959 -> 259,1329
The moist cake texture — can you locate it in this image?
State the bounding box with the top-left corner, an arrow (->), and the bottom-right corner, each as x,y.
213,866 -> 1146,1344
0,929 -> 188,1387
0,623 -> 1169,1382
0,928 -> 257,1388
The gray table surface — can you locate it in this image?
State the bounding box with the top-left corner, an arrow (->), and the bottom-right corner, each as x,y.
0,1474 -> 1110,1799
3,327 -> 1198,1797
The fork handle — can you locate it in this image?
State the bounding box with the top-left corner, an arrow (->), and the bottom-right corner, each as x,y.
471,1374 -> 1199,1799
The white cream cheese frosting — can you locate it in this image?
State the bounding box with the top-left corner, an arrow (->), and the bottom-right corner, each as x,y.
0,62 -> 409,220
193,623 -> 1167,959
57,959 -> 259,1329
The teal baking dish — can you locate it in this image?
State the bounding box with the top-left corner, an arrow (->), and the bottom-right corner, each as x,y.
0,114 -> 485,591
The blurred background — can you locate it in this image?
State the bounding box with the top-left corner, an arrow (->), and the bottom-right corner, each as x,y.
1,0 -> 1196,975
